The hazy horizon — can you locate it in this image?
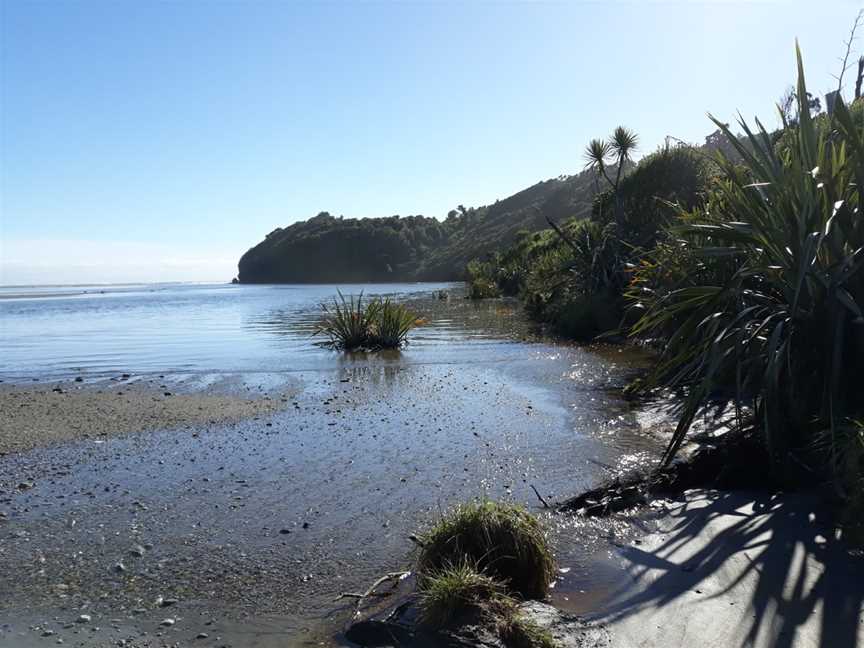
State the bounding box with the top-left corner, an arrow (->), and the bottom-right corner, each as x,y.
3,0 -> 862,285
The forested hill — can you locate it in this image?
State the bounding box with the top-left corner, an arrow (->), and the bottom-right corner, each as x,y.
236,168 -> 601,283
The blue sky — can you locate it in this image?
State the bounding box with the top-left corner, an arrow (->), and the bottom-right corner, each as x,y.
1,0 -> 862,284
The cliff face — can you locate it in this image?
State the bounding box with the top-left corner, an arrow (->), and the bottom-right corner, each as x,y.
237,169 -> 599,283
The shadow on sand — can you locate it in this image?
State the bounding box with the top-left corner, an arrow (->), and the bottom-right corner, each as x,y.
594,490 -> 864,648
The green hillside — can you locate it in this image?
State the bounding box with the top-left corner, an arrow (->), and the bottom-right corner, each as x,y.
236,168 -> 602,283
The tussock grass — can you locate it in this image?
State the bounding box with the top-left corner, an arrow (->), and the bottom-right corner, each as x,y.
417,500 -> 555,600
370,299 -> 418,349
418,560 -> 505,627
315,291 -> 418,351
417,561 -> 558,648
316,291 -> 376,351
413,501 -> 558,647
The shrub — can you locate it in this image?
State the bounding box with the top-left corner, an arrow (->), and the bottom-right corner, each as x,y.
554,293 -> 622,342
629,46 -> 864,492
593,145 -> 711,250
820,420 -> 864,545
416,500 -> 555,599
466,259 -> 502,299
315,291 -> 418,350
467,277 -> 501,299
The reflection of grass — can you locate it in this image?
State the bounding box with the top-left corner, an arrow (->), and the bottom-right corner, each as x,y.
415,501 -> 558,647
315,291 -> 418,351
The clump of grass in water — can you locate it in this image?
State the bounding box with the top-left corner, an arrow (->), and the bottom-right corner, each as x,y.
370,298 -> 419,349
315,291 -> 418,351
414,500 -> 558,648
417,500 -> 555,599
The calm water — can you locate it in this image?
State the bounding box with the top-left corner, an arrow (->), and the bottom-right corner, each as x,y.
0,281 -> 522,378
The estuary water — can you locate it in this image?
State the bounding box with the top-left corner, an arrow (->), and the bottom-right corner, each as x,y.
0,282 -> 467,378
0,282 -> 665,646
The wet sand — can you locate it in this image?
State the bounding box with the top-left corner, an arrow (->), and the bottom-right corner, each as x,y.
3,373 -> 856,648
0,348 -> 662,648
0,379 -> 291,455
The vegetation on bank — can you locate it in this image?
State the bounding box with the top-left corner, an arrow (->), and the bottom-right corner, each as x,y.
467,144 -> 711,340
237,166 -> 613,283
466,46 -> 864,527
314,292 -> 419,350
415,500 -> 557,648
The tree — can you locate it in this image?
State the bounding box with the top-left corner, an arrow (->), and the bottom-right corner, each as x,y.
582,126 -> 639,228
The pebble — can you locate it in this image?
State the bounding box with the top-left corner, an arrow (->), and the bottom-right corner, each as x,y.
196,632 -> 209,639
113,562 -> 126,573
160,618 -> 175,627
129,545 -> 146,557
76,614 -> 91,624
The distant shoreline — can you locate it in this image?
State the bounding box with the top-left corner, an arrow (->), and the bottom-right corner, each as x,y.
0,280 -> 461,300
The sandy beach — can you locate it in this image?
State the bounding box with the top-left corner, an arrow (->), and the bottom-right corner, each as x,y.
0,379 -> 290,455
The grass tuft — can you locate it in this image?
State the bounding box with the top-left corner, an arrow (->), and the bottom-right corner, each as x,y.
417,500 -> 555,600
418,560 -> 505,627
315,291 -> 418,351
369,299 -> 418,349
417,562 -> 558,648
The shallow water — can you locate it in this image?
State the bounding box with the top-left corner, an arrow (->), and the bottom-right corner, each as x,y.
0,282 -> 542,378
0,282 -> 664,646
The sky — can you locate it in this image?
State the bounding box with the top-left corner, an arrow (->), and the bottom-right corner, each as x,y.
1,0 -> 862,285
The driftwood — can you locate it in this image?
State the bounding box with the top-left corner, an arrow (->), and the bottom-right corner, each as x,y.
335,571 -> 411,619
530,484 -> 550,509
558,427 -> 771,517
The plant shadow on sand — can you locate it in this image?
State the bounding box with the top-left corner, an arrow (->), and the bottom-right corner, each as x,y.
593,490 -> 864,647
